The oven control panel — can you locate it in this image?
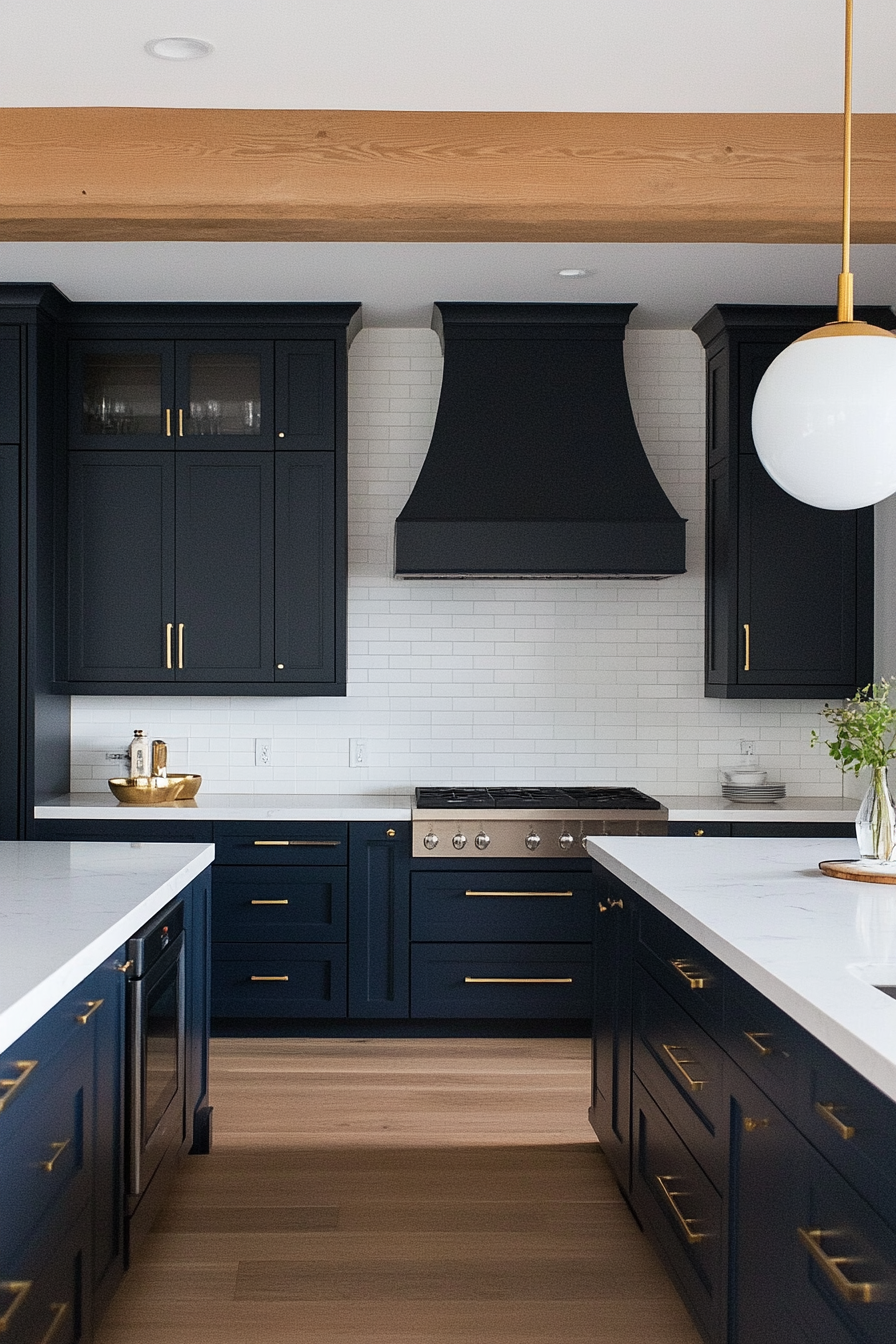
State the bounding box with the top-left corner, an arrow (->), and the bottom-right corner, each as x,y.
412,816 -> 667,859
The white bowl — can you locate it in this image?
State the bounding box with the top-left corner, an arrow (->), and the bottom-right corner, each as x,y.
725,770 -> 768,786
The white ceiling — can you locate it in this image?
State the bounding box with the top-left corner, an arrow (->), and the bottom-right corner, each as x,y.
0,1 -> 893,326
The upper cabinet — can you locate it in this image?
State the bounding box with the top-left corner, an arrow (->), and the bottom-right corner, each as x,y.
57,301 -> 359,695
694,305 -> 892,700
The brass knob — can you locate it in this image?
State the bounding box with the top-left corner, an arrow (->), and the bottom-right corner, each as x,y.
277,664 -> 284,669
278,431 -> 285,438
386,828 -> 395,838
695,829 -> 705,837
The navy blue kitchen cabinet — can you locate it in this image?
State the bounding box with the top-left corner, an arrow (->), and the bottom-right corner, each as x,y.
591,863 -> 896,1344
590,868 -> 634,1194
348,823 -> 411,1018
668,821 -> 857,839
693,305 -> 888,700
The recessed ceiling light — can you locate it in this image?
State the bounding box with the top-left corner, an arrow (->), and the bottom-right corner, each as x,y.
145,37 -> 214,61
557,268 -> 590,278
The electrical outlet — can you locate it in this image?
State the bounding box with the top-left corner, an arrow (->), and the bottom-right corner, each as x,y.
255,738 -> 272,767
739,740 -> 755,758
105,752 -> 127,762
349,738 -> 367,767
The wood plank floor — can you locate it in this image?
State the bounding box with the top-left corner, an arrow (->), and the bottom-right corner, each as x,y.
96,1038 -> 701,1344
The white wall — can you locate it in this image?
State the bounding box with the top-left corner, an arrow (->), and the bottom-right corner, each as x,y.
70,327 -> 847,798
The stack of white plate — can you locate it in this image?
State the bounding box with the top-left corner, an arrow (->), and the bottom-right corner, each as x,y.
721,782 -> 786,802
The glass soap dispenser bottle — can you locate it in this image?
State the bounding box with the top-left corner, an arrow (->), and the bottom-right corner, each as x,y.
128,729 -> 150,777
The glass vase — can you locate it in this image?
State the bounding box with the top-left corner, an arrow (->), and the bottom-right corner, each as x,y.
855,765 -> 896,864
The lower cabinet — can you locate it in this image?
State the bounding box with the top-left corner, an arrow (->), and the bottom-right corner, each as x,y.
592,869 -> 896,1344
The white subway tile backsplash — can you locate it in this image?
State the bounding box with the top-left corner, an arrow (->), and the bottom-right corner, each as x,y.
70,326 -> 844,798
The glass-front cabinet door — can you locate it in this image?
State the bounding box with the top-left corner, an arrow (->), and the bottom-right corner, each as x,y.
70,341 -> 175,448
176,342 -> 273,448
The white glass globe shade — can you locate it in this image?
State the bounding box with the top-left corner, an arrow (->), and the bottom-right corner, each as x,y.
752,331 -> 896,510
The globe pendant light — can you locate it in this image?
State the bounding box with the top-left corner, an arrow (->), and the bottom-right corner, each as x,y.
751,0 -> 896,511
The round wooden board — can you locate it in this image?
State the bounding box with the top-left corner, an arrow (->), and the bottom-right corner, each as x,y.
819,859 -> 896,884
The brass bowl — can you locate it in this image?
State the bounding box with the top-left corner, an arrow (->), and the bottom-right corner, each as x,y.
108,775 -> 202,804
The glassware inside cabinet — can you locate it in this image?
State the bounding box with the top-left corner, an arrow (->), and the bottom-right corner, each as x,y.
82,353 -> 162,435
185,352 -> 261,435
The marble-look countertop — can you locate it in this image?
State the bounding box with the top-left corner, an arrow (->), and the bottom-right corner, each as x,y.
34,791 -> 856,824
585,835 -> 896,1104
0,842 -> 214,1052
34,792 -> 413,821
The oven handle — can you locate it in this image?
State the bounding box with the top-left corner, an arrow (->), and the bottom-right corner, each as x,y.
128,929 -> 186,1199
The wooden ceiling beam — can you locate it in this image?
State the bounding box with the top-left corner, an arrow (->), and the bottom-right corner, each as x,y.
0,108 -> 893,243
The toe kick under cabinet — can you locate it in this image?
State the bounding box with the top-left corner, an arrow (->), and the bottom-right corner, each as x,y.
591,866 -> 896,1344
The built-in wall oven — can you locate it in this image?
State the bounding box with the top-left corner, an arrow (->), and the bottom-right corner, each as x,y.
126,897 -> 187,1216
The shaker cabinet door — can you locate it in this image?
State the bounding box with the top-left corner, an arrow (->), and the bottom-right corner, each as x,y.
274,452 -> 338,684
174,453 -> 275,682
67,452 -> 176,681
275,341 -> 336,451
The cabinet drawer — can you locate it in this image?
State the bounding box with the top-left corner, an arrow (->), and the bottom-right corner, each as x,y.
633,965 -> 726,1193
786,1139 -> 896,1344
214,822 -> 347,865
410,871 -> 592,942
631,1076 -> 725,1343
212,866 -> 347,942
211,943 -> 346,1017
723,971 -> 808,1118
2,1207 -> 90,1344
410,943 -> 591,1018
636,904 -> 724,1031
0,1031 -> 93,1273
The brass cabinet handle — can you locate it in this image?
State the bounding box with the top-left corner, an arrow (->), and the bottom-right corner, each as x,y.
250,975 -> 289,982
694,829 -> 705,837
178,407 -> 184,437
464,890 -> 573,898
0,1060 -> 37,1113
815,1101 -> 856,1140
797,1227 -> 880,1303
661,1044 -> 706,1091
40,1139 -> 71,1173
39,1301 -> 70,1344
165,408 -> 172,437
655,1176 -> 707,1244
177,622 -> 184,669
670,958 -> 709,990
252,839 -> 340,847
743,1116 -> 770,1132
386,828 -> 396,837
251,899 -> 289,905
0,1281 -> 32,1331
165,622 -> 174,669
76,998 -> 104,1025
464,977 -> 573,984
743,1030 -> 774,1057
115,959 -> 134,974
744,622 -> 751,671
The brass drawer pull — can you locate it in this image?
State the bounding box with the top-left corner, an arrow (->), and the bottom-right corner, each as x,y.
815,1101 -> 856,1140
743,1116 -> 770,1132
115,960 -> 134,974
76,998 -> 104,1025
250,975 -> 289,982
797,1227 -> 880,1303
661,1044 -> 706,1092
252,840 -> 340,847
165,622 -> 173,669
743,622 -> 751,671
40,1301 -> 70,1344
464,977 -> 573,984
670,958 -> 709,990
655,1176 -> 707,1244
251,899 -> 289,905
743,1030 -> 774,1057
464,890 -> 573,898
40,1139 -> 71,1173
0,1281 -> 32,1331
0,1060 -> 37,1113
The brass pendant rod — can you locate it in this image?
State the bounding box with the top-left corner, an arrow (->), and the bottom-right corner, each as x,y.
837,0 -> 854,322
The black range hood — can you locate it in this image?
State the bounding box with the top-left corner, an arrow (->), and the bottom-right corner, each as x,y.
394,303 -> 686,579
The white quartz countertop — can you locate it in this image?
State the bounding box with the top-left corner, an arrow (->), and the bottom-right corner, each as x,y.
585,834 -> 896,1104
35,792 -> 856,824
34,792 -> 412,821
0,841 -> 214,1053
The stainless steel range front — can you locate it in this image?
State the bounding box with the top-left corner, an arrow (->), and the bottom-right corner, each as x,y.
412,787 -> 667,858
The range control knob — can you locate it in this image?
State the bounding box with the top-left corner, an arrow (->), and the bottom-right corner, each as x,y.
423,831 -> 439,850
525,832 -> 541,851
580,836 -> 590,850
558,831 -> 575,850
452,832 -> 467,851
475,831 -> 490,850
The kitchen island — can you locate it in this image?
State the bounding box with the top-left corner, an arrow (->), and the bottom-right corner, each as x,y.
585,835 -> 896,1344
0,842 -> 214,1344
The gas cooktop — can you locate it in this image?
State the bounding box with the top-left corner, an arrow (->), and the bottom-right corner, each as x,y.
414,786 -> 663,811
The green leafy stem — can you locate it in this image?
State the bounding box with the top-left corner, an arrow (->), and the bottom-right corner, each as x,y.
810,679 -> 896,774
